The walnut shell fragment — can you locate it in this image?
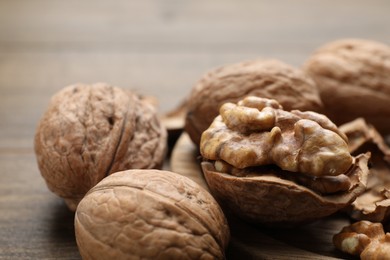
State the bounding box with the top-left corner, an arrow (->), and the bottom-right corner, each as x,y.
34,83 -> 167,211
333,220 -> 390,259
340,118 -> 390,222
185,59 -> 323,145
304,38 -> 390,135
200,96 -> 370,225
75,169 -> 230,260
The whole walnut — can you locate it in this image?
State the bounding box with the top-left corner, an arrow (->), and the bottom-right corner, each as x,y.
303,38 -> 390,134
75,169 -> 230,260
185,59 -> 323,145
200,96 -> 370,225
34,83 -> 167,211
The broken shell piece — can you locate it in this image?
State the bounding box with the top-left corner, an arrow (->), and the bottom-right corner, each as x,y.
340,118 -> 390,222
333,220 -> 390,259
339,118 -> 390,161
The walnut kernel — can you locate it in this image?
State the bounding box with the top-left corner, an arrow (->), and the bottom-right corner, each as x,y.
334,220 -> 390,259
201,96 -> 351,176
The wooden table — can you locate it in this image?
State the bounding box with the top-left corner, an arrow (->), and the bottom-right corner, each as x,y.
1,1 -> 389,259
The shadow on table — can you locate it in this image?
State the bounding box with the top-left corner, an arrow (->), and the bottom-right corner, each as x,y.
47,198 -> 81,259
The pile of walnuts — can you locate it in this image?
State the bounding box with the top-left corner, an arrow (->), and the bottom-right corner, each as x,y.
35,38 -> 390,259
35,83 -> 229,259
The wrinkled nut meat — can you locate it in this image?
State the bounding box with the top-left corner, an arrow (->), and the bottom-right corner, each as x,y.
202,96 -> 352,176
185,59 -> 323,145
75,169 -> 230,260
304,38 -> 390,135
34,83 -> 167,211
340,118 -> 390,222
200,96 -> 370,225
333,220 -> 390,259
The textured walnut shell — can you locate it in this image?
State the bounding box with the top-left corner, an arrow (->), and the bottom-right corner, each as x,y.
185,59 -> 323,145
303,38 -> 390,134
339,118 -> 390,222
75,169 -> 230,260
202,153 -> 370,225
34,83 -> 167,211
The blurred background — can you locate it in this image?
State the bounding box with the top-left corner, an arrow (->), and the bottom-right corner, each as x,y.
0,1 -> 389,258
1,1 -> 389,117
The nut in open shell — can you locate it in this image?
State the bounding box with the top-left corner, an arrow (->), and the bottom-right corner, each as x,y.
200,96 -> 370,225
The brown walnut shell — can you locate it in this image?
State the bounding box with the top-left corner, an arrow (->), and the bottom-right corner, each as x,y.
303,38 -> 390,135
202,153 -> 370,226
339,118 -> 390,222
34,83 -> 167,211
185,59 -> 323,145
75,169 -> 230,260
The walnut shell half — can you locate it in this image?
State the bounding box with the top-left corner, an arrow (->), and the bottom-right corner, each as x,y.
185,59 -> 323,145
202,153 -> 369,226
34,83 -> 167,210
75,169 -> 230,260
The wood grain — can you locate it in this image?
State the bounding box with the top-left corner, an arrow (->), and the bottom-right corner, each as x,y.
0,0 -> 389,259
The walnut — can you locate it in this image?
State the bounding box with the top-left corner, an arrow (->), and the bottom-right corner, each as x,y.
303,38 -> 390,135
339,118 -> 390,222
34,83 -> 167,211
185,59 -> 323,145
75,169 -> 230,260
333,220 -> 390,259
200,96 -> 370,225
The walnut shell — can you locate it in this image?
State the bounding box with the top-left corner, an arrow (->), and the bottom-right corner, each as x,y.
185,59 -> 323,145
202,154 -> 369,225
339,118 -> 390,222
75,169 -> 230,260
303,38 -> 390,134
34,83 -> 167,211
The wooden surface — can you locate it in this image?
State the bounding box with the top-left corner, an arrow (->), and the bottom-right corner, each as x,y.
0,1 -> 389,259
